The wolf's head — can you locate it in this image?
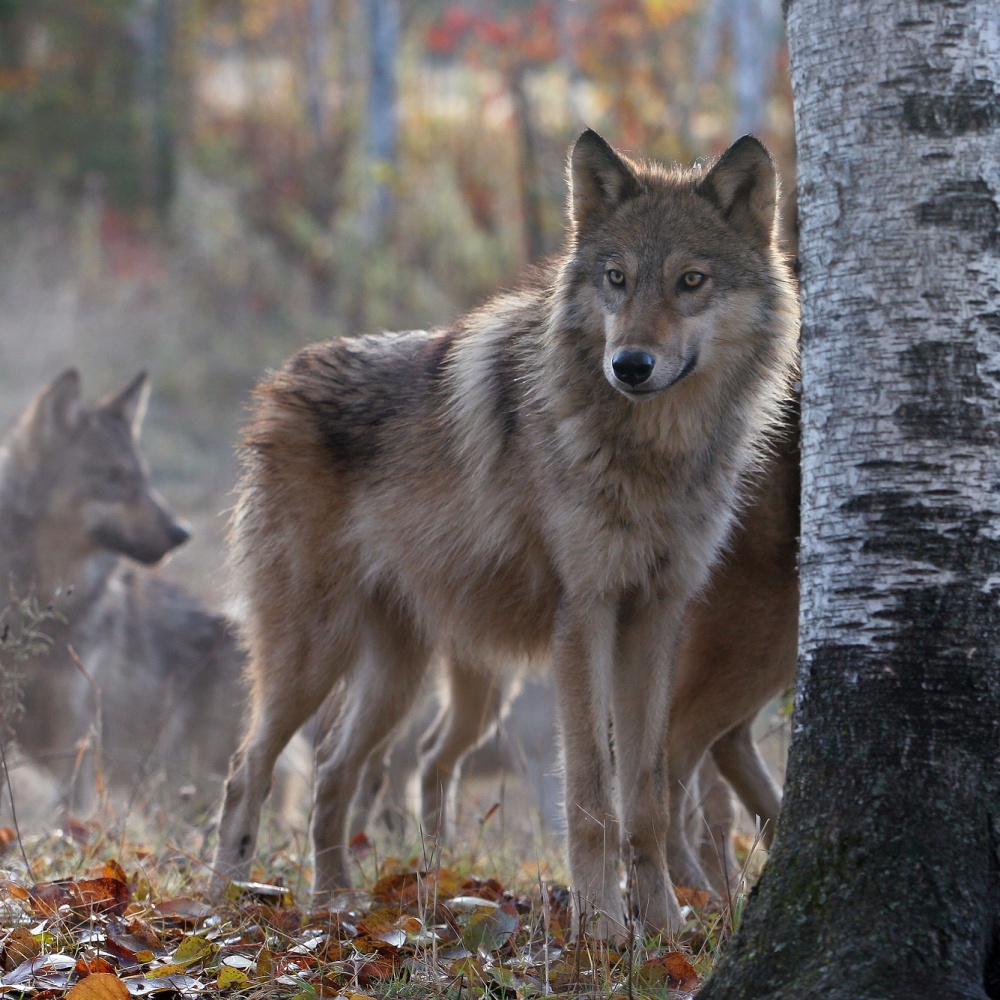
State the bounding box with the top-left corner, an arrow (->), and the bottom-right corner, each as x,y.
13,369 -> 191,566
563,129 -> 790,400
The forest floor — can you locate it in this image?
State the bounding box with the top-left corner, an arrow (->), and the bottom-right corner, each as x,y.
0,777 -> 769,999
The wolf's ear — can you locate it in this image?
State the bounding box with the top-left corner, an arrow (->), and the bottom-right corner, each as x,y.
99,371 -> 150,439
569,129 -> 641,231
23,368 -> 83,447
697,136 -> 778,244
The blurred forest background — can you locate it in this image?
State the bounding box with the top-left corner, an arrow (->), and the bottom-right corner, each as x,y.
0,0 -> 793,601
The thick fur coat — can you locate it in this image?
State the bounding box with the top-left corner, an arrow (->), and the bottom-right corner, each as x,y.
214,130 -> 798,937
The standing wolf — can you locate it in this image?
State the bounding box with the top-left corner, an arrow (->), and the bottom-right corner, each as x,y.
0,370 -> 244,814
214,130 -> 798,937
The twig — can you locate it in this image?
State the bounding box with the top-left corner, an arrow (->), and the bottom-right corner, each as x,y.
67,645 -> 104,804
573,890 -> 584,989
0,741 -> 31,878
625,858 -> 635,1000
537,864 -> 550,995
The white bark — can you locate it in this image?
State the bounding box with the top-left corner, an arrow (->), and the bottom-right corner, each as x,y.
793,2 -> 1000,677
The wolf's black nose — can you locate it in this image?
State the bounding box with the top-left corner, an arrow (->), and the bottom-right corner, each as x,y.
168,522 -> 192,548
612,350 -> 655,387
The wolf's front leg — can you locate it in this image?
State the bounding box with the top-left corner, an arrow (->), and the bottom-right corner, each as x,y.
552,597 -> 626,941
612,595 -> 687,938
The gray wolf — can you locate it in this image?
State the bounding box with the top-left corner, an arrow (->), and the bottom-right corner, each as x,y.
0,370 -> 245,816
348,398 -> 798,896
351,399 -> 798,897
213,129 -> 798,938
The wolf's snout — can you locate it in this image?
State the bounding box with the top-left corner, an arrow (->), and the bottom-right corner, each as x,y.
612,349 -> 655,387
168,521 -> 192,548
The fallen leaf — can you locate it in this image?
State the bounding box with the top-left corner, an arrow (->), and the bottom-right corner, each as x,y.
1,952 -> 77,987
2,926 -> 41,970
370,871 -> 424,903
216,966 -> 250,989
674,885 -> 711,910
75,956 -> 117,977
458,876 -> 505,902
638,951 -> 700,991
459,903 -> 518,955
223,881 -> 291,906
449,956 -> 486,984
103,861 -> 128,884
65,972 -> 131,1000
28,877 -> 130,919
151,897 -> 212,924
170,935 -> 217,967
107,918 -> 164,958
123,973 -> 204,995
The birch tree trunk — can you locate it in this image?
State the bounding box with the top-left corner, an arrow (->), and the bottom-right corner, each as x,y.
698,3 -> 1000,999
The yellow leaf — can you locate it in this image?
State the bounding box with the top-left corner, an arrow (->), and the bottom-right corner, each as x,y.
217,966 -> 251,989
147,963 -> 186,977
171,934 -> 217,966
256,947 -> 273,980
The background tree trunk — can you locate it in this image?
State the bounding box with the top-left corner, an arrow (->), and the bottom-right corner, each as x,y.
698,3 -> 1000,999
362,0 -> 399,244
304,0 -> 331,151
133,0 -> 176,217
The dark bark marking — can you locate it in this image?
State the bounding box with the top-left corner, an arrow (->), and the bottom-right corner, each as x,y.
842,489 -> 1000,576
903,83 -> 1000,137
917,180 -> 1000,252
894,340 -> 995,443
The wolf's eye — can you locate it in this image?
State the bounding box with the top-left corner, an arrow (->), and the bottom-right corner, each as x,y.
606,268 -> 626,288
679,271 -> 706,290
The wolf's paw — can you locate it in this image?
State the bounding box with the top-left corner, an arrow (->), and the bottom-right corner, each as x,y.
631,865 -> 685,939
570,888 -> 629,943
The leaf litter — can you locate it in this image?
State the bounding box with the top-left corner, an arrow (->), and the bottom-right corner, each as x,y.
0,828 -> 734,999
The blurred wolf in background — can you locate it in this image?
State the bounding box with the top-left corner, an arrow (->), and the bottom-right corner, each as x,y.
213,128 -> 798,937
0,369 -> 247,818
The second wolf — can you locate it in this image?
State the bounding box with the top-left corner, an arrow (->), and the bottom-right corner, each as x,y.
214,130 -> 798,937
0,370 -> 242,815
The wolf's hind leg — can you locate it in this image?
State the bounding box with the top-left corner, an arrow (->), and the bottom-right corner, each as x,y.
711,717 -> 782,848
690,753 -> 739,897
311,604 -> 432,906
417,658 -> 514,840
213,624 -> 359,894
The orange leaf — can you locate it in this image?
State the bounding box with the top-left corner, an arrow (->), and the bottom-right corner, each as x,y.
638,951 -> 700,991
64,972 -> 131,1000
674,885 -> 711,909
458,877 -> 504,902
28,877 -> 130,918
75,956 -> 116,977
371,871 -> 424,904
102,861 -> 128,884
